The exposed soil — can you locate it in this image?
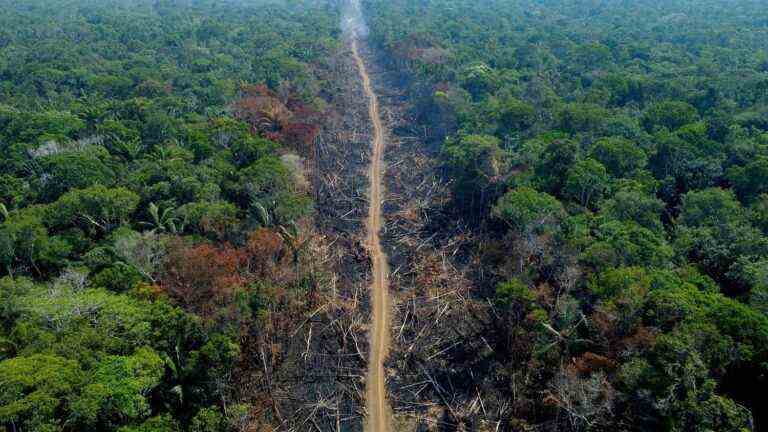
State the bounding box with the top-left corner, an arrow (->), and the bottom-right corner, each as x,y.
351,38 -> 394,432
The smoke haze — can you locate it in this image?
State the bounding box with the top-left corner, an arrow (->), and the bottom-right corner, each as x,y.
341,0 -> 368,38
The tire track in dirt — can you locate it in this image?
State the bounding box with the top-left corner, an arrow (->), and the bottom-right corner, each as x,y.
351,37 -> 393,432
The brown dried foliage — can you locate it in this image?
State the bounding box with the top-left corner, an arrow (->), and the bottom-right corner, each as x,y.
160,229 -> 295,321
233,83 -> 321,157
572,352 -> 616,375
161,238 -> 247,319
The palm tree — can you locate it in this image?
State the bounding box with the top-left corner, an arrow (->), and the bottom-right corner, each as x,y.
112,137 -> 145,161
142,202 -> 179,233
148,141 -> 183,163
250,199 -> 271,227
278,222 -> 309,276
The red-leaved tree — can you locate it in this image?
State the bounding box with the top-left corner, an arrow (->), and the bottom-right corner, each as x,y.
161,238 -> 247,319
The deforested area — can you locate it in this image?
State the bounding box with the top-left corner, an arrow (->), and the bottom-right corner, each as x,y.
1,0 -> 768,431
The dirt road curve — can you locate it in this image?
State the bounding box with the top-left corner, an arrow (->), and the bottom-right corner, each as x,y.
351,39 -> 393,432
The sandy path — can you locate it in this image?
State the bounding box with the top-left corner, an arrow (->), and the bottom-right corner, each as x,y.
351,38 -> 393,432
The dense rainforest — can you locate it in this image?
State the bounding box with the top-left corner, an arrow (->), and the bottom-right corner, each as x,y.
362,0 -> 768,431
0,0 -> 344,431
1,0 -> 768,431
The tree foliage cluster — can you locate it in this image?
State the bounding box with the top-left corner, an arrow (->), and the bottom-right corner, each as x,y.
363,0 -> 768,430
0,0 -> 339,430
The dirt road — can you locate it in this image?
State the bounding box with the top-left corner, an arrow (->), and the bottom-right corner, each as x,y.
351,38 -> 393,432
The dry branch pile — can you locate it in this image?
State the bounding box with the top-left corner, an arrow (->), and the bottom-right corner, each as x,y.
349,43 -> 522,431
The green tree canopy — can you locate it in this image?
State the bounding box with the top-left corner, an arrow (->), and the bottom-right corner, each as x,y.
492,187 -> 564,235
